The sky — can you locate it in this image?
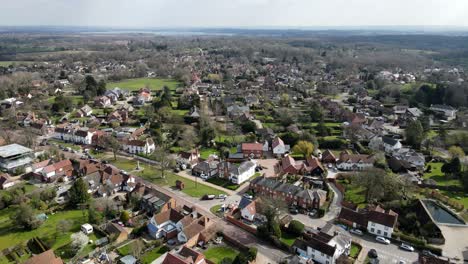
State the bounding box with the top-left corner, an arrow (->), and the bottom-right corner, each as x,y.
1,0 -> 468,28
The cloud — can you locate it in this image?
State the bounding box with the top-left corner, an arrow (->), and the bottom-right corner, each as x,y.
0,0 -> 467,27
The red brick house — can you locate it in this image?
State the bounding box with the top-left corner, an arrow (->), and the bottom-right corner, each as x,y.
241,143 -> 263,159
321,149 -> 337,164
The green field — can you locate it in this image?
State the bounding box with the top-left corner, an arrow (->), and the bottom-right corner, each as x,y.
423,162 -> 461,187
350,243 -> 362,259
141,246 -> 169,264
107,78 -> 181,91
0,61 -> 34,67
0,209 -> 85,251
204,246 -> 239,264
109,158 -> 225,197
338,180 -> 367,207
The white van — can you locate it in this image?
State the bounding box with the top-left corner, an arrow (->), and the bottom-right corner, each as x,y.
81,223 -> 93,235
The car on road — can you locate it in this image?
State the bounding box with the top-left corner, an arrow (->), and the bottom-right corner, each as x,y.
375,236 -> 391,245
217,194 -> 227,199
400,243 -> 414,252
349,229 -> 363,236
243,193 -> 253,199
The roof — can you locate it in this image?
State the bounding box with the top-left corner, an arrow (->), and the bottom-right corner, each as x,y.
272,137 -> 285,149
242,200 -> 257,216
382,136 -> 399,146
241,143 -> 263,152
153,208 -> 185,224
182,221 -> 205,240
295,237 -> 336,257
177,246 -> 206,264
231,160 -> 256,175
120,255 -> 137,264
305,156 -> 325,172
106,222 -> 128,235
23,249 -> 63,264
338,152 -> 375,164
0,144 -> 32,158
238,196 -> 252,209
368,207 -> 398,227
338,207 -> 368,227
321,149 -> 336,162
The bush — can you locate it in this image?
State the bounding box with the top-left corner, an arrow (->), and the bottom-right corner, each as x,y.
318,138 -> 347,149
247,247 -> 258,261
233,253 -> 248,264
287,220 -> 305,236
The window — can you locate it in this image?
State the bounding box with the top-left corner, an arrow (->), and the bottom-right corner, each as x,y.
377,230 -> 381,234
384,226 -> 389,230
371,222 -> 375,226
371,228 -> 375,232
384,232 -> 388,237
326,261 -> 329,264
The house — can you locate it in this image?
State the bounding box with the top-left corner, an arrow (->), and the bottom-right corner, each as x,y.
278,155 -> 325,176
238,197 -> 265,222
106,222 -> 129,243
226,104 -> 250,118
321,150 -> 336,164
338,205 -> 398,238
162,246 -> 208,264
336,151 -> 375,171
241,143 -> 263,159
250,176 -> 327,210
0,173 -> 17,189
40,159 -> 73,182
133,90 -> 152,106
0,144 -> 34,173
122,138 -> 155,155
367,206 -> 398,238
177,150 -> 200,168
147,206 -> 211,245
392,148 -> 425,170
369,136 -> 402,153
54,125 -> 95,145
23,249 -> 63,264
272,137 -> 290,156
76,104 -> 93,117
227,160 -> 257,185
292,231 -> 351,264
138,186 -> 176,215
430,104 -> 458,120
192,160 -> 219,178
30,120 -> 53,135
31,159 -> 52,173
94,96 -> 112,108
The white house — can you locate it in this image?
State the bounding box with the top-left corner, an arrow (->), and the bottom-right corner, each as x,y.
229,160 -> 256,185
366,208 -> 398,238
122,138 -> 155,155
336,152 -> 375,171
272,137 -> 290,156
74,129 -> 95,145
54,126 -> 95,145
430,104 -> 458,120
369,136 -> 402,154
293,232 -> 351,264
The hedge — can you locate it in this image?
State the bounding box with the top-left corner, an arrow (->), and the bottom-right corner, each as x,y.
393,232 -> 443,255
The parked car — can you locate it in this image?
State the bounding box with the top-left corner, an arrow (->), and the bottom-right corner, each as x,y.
243,193 -> 253,200
349,229 -> 363,236
336,224 -> 348,231
422,250 -> 437,257
400,243 -> 414,252
217,194 -> 227,199
289,208 -> 299,215
200,174 -> 208,180
202,194 -> 215,200
368,249 -> 378,259
308,209 -> 317,217
375,236 -> 390,245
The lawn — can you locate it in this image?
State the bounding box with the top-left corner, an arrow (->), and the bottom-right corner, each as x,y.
107,78 -> 180,92
338,180 -> 367,207
109,158 -> 225,197
117,241 -> 135,256
141,246 -> 169,264
210,204 -> 224,218
204,246 -> 239,264
350,242 -> 362,259
280,232 -> 299,246
206,178 -> 239,191
0,210 -> 85,251
439,190 -> 468,208
49,139 -> 82,151
200,147 -> 237,159
423,162 -> 461,187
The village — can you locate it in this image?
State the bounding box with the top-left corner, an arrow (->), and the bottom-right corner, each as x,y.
0,32 -> 467,264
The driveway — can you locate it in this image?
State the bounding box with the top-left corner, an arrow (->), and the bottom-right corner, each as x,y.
437,225 -> 468,263
256,158 -> 278,178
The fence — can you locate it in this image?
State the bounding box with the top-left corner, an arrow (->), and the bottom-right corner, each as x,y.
225,215 -> 257,235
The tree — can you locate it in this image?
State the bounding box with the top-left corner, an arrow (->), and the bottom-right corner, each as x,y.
12,203 -> 42,230
151,147 -> 176,181
120,210 -> 130,223
68,178 -> 90,208
70,232 -> 89,253
102,136 -> 120,161
178,127 -> 199,150
199,116 -> 216,147
88,207 -> 103,224
131,239 -> 144,259
292,141 -> 314,158
247,247 -> 258,261
405,120 -> 424,149
448,146 -> 465,159
233,253 -> 248,264
352,169 -> 408,203
287,220 -> 305,236
240,121 -> 257,133
442,157 -> 462,177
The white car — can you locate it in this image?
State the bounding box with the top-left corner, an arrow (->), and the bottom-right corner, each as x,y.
375,236 -> 390,245
400,243 -> 414,252
200,174 -> 208,180
243,194 -> 253,199
349,229 -> 363,236
217,194 -> 227,199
